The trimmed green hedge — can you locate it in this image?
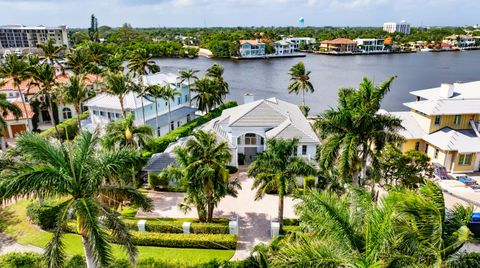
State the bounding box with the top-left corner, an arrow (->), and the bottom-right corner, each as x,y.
26,200 -> 63,230
283,225 -> 302,234
148,173 -> 169,189
0,252 -> 43,268
144,102 -> 238,156
123,218 -> 229,234
126,232 -> 237,249
40,111 -> 89,139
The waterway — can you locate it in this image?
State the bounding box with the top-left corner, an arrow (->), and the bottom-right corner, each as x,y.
155,51 -> 480,114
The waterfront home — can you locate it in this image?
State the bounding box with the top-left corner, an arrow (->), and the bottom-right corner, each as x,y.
444,35 -> 478,48
282,37 -> 316,50
1,101 -> 34,138
85,72 -> 196,136
320,38 -> 357,53
354,38 -> 387,53
239,40 -> 266,57
273,40 -> 294,55
385,81 -> 480,173
201,94 -> 320,167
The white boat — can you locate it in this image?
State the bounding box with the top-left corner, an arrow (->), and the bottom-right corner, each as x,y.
420,48 -> 433,52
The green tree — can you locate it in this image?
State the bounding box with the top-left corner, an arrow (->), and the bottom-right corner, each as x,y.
84,41 -> 108,90
178,68 -> 199,106
165,130 -> 240,222
191,78 -> 223,113
288,62 -> 314,110
103,113 -> 153,149
158,84 -> 181,133
64,47 -> 92,75
56,75 -> 93,131
103,52 -> 125,74
0,131 -> 152,268
265,42 -> 275,54
314,76 -> 403,186
0,93 -> 21,150
248,138 -> 316,227
103,73 -> 133,118
36,38 -> 65,66
0,54 -> 32,131
206,63 -> 229,100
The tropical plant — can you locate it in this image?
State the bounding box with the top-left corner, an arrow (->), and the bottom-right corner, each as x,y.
56,75 -> 93,131
0,54 -> 32,131
84,41 -> 108,89
103,72 -> 133,118
158,84 -> 181,133
0,131 -> 152,268
178,68 -> 198,106
64,47 -> 92,75
103,52 -> 125,74
0,93 -> 21,150
191,78 -> 223,113
248,138 -> 316,227
36,38 -> 65,66
164,130 -> 240,222
266,181 -> 473,267
205,63 -> 228,100
288,62 -> 314,109
314,76 -> 403,186
103,113 -> 153,149
145,85 -> 162,136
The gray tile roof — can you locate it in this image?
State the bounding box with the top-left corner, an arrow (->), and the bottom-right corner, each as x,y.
143,152 -> 177,173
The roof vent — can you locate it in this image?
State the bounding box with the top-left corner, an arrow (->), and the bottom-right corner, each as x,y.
244,93 -> 254,104
439,83 -> 454,98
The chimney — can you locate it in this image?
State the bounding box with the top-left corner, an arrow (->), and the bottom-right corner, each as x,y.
439,83 -> 454,98
244,93 -> 254,104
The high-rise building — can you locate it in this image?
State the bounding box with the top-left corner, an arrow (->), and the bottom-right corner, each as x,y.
0,25 -> 69,51
383,20 -> 411,35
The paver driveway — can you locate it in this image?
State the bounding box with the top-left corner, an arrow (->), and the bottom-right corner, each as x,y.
137,171 -> 300,260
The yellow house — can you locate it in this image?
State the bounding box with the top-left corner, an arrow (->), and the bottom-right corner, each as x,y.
386,82 -> 480,173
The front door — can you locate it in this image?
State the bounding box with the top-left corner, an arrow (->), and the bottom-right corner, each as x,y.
10,124 -> 26,137
244,147 -> 258,164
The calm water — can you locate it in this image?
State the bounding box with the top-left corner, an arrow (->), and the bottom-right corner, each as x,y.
155,51 -> 480,114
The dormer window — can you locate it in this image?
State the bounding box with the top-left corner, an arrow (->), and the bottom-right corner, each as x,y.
416,96 -> 420,101
434,116 -> 441,125
454,115 -> 461,125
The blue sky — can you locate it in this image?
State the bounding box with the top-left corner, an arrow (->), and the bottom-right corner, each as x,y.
0,0 -> 478,28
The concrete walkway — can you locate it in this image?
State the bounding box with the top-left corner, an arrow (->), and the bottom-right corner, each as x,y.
0,233 -> 43,255
137,171 -> 299,260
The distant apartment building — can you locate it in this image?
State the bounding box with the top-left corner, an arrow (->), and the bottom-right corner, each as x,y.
273,40 -> 294,55
0,25 -> 69,54
239,40 -> 266,57
320,38 -> 357,53
383,20 -> 411,34
354,38 -> 387,52
281,37 -> 316,50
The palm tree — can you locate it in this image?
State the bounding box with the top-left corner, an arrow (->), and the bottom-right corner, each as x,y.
205,63 -> 229,101
288,62 -> 314,109
268,181 -> 473,267
164,130 -> 240,222
103,113 -> 153,149
248,138 -> 316,227
37,38 -> 65,66
85,41 -> 108,89
30,63 -> 60,136
158,84 -> 181,133
103,73 -> 133,118
64,47 -> 92,75
103,52 -> 125,74
0,131 -> 152,268
191,78 -> 223,113
0,54 -> 32,131
56,75 -> 93,131
314,76 -> 403,186
178,68 -> 198,106
127,48 -> 160,124
0,93 -> 21,150
145,85 -> 162,136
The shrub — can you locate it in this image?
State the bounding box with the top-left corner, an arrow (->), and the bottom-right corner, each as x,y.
144,101 -> 238,155
40,111 -> 89,140
148,173 -> 169,189
0,252 -> 43,268
126,232 -> 237,249
26,200 -> 63,230
282,225 -> 303,234
190,223 -> 229,234
304,176 -> 316,190
65,255 -> 86,268
226,165 -> 238,174
282,218 -> 300,226
122,218 -> 229,234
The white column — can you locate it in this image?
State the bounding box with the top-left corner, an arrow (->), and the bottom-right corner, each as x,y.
137,220 -> 146,232
182,222 -> 191,234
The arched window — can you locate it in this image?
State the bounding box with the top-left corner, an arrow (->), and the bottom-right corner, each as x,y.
245,133 -> 257,145
62,107 -> 72,120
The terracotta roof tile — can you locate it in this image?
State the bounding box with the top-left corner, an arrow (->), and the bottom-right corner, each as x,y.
4,101 -> 34,121
320,38 -> 356,45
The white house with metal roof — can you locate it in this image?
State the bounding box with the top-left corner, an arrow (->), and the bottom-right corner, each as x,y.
201,94 -> 320,167
85,73 -> 196,136
385,81 -> 480,173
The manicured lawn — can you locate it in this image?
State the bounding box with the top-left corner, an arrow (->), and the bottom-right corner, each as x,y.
3,200 -> 234,265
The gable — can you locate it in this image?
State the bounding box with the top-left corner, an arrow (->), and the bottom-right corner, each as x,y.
230,102 -> 286,127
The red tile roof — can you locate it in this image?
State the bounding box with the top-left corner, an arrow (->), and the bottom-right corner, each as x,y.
321,38 -> 356,45
240,39 -> 264,45
4,101 -> 34,121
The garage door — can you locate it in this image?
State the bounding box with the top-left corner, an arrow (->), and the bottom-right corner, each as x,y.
10,124 -> 26,137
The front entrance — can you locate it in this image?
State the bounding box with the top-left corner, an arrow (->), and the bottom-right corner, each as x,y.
244,147 -> 258,164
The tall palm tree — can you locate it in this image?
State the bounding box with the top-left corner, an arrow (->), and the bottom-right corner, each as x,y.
0,93 -> 21,150
205,63 -> 229,101
102,113 -> 153,149
288,62 -> 314,108
165,130 -> 240,222
191,78 -> 223,113
145,84 -> 162,136
0,54 -> 32,131
103,73 -> 133,118
127,48 -> 160,124
56,75 -> 93,131
178,68 -> 198,106
103,52 -> 125,74
248,138 -> 316,227
159,84 -> 181,133
37,38 -> 65,66
30,63 -> 60,136
84,41 -> 108,90
64,47 -> 92,75
268,182 -> 473,267
314,76 -> 403,186
0,131 -> 152,268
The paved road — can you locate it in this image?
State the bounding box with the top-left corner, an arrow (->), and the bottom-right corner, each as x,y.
137,171 -> 299,260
